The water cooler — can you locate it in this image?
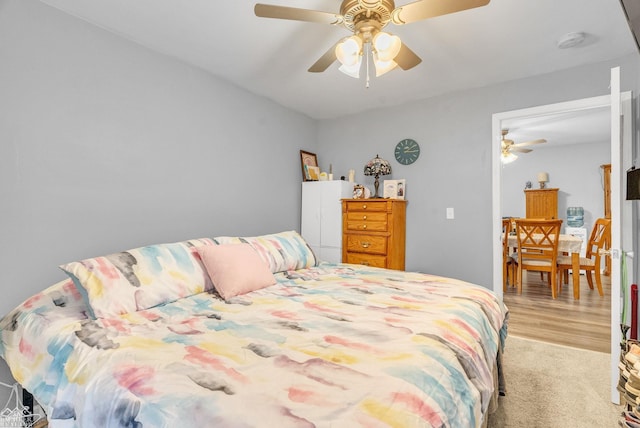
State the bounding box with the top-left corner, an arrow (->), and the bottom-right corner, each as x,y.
566,207 -> 586,273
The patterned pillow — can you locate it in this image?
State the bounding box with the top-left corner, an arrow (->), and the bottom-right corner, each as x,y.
213,230 -> 316,273
60,238 -> 215,319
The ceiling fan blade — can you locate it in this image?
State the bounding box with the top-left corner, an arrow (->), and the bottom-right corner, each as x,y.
513,138 -> 547,147
255,4 -> 343,25
308,42 -> 339,72
394,43 -> 422,70
510,147 -> 533,153
391,0 -> 490,25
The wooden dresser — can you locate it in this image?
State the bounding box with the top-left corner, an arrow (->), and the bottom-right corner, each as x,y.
524,188 -> 558,219
341,199 -> 406,270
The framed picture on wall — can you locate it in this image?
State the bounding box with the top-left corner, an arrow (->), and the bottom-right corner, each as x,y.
300,150 -> 318,181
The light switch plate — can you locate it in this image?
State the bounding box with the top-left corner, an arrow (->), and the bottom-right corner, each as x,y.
446,207 -> 454,219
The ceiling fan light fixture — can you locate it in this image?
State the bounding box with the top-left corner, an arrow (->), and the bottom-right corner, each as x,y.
372,31 -> 401,61
373,56 -> 397,76
339,61 -> 362,78
336,36 -> 364,78
336,36 -> 363,66
501,151 -> 518,164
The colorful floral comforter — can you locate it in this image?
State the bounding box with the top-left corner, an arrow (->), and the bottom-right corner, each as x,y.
0,263 -> 507,427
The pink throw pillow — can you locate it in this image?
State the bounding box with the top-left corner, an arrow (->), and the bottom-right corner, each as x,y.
197,244 -> 276,300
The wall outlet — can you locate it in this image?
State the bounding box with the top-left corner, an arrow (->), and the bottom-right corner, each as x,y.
446,207 -> 454,219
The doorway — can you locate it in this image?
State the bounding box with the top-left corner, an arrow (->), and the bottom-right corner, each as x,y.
491,88 -> 634,404
499,104 -> 612,353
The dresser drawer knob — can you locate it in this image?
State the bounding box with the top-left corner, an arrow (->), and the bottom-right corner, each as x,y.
363,215 -> 367,220
362,204 -> 367,209
363,224 -> 367,229
361,242 -> 370,248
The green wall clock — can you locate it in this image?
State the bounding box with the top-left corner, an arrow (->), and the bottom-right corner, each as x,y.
394,138 -> 420,165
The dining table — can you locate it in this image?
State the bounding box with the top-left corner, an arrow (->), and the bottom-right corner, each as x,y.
507,233 -> 584,299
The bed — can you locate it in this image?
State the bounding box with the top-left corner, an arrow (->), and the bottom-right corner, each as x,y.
0,231 -> 508,427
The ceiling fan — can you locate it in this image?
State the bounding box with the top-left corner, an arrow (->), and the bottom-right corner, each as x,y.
501,129 -> 547,163
254,0 -> 490,80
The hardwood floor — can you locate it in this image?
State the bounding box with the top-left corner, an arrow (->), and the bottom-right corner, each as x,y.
503,270 -> 611,353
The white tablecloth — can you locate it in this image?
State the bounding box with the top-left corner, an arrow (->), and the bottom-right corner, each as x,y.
507,234 -> 582,254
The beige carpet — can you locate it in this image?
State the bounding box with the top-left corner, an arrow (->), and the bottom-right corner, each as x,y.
487,335 -> 622,428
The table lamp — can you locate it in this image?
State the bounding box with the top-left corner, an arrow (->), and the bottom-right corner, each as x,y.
364,154 -> 391,198
537,172 -> 549,189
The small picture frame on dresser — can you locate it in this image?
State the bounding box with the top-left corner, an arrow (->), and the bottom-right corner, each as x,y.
383,179 -> 406,200
353,185 -> 366,199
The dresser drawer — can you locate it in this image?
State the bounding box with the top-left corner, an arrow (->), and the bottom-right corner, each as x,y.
346,211 -> 387,223
344,201 -> 387,212
345,235 -> 387,255
346,220 -> 388,232
345,252 -> 387,268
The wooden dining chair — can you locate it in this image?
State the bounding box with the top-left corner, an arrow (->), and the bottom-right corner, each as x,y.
514,218 -> 563,298
557,217 -> 611,297
502,218 -> 516,291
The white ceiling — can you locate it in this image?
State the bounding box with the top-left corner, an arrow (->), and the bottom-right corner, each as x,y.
502,105 -> 611,150
38,0 -> 637,123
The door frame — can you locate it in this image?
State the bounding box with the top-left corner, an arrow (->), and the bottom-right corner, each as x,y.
491,90 -> 633,404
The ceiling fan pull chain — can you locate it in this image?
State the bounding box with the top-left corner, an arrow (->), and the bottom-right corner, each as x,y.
366,43 -> 371,89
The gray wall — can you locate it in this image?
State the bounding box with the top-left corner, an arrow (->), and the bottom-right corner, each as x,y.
502,141 -> 611,233
318,54 -> 640,287
0,0 -> 316,317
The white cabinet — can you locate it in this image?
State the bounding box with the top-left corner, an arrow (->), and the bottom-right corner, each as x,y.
301,181 -> 353,263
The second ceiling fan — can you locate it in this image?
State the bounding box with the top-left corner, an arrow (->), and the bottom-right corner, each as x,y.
501,129 -> 547,163
254,0 -> 490,79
